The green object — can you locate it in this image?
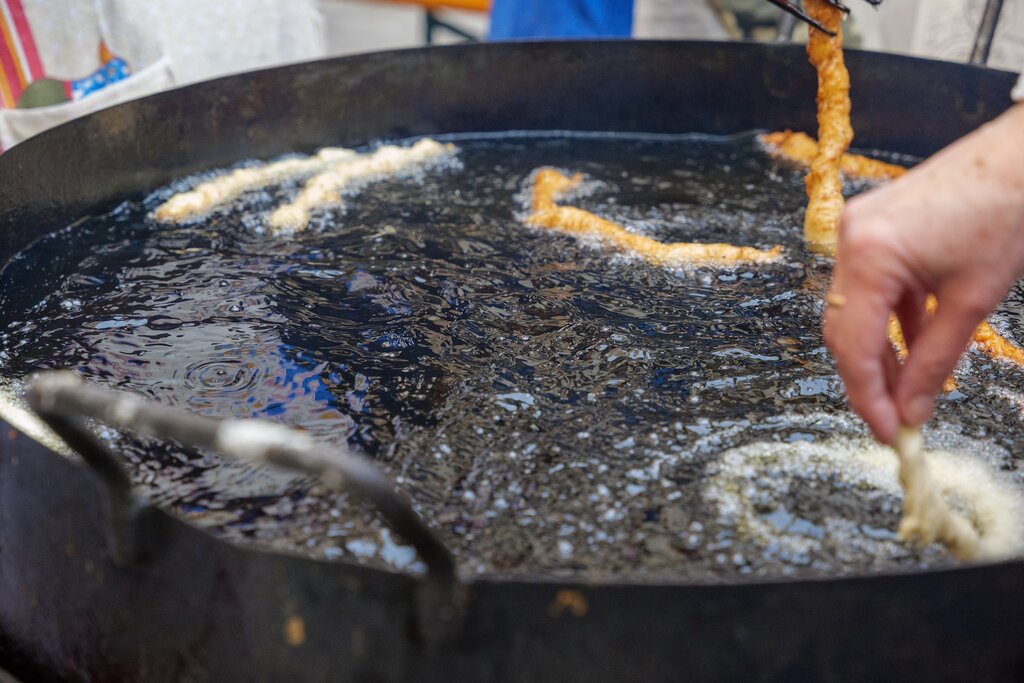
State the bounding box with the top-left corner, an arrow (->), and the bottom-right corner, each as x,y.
17,79 -> 69,109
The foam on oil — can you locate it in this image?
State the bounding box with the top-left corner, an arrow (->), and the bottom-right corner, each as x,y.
2,132 -> 1024,580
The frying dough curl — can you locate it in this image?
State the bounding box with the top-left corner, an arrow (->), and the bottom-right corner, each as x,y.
532,168 -> 583,212
269,138 -> 456,234
154,147 -> 356,222
895,428 -> 987,559
802,0 -> 853,253
760,131 -> 906,181
526,169 -> 782,267
708,432 -> 1024,562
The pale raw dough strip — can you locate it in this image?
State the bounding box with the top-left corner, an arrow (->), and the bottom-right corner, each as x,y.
706,431 -> 1024,562
894,427 -> 986,559
268,138 -> 457,234
154,147 -> 357,222
526,169 -> 782,267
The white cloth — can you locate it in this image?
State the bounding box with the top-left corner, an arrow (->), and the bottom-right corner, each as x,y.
0,57 -> 173,150
1,0 -> 326,149
908,0 -> 1024,71
94,0 -> 326,86
855,0 -> 1024,71
897,1 -> 1024,104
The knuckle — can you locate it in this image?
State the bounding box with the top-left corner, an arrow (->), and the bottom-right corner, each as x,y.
838,197 -> 869,237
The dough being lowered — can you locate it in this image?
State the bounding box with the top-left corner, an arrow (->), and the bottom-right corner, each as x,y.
894,427 -> 1019,560
708,430 -> 1024,562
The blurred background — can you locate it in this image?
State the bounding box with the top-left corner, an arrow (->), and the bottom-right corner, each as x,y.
319,0 -> 1024,67
1,0 -> 1022,150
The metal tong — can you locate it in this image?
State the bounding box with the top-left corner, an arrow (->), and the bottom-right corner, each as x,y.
767,0 -> 882,37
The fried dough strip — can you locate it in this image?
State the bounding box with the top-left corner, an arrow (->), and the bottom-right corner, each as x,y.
887,296 -> 957,393
761,131 -> 906,181
154,147 -> 357,222
532,168 -> 584,212
798,3 -> 1024,381
974,321 -> 1024,366
526,169 -> 783,267
803,0 -> 853,253
887,293 -> 1024,389
269,138 -> 456,234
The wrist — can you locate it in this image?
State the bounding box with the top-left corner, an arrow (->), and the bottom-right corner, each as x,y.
1001,101 -> 1024,127
976,103 -> 1024,184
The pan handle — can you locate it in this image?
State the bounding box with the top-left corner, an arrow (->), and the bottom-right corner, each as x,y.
25,371 -> 463,644
25,405 -> 158,566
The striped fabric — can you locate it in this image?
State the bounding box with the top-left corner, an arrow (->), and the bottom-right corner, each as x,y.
0,0 -> 44,108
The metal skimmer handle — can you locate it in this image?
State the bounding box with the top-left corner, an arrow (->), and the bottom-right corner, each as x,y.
970,0 -> 1005,66
25,371 -> 462,644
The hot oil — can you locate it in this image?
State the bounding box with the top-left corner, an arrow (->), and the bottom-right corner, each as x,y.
2,132 -> 1024,581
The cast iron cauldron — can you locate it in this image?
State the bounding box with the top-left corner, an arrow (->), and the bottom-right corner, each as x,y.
0,41 -> 1022,682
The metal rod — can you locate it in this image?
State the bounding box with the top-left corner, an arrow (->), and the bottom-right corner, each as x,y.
970,0 -> 1005,66
26,371 -> 463,642
775,0 -> 800,42
764,0 -> 836,36
425,9 -> 478,44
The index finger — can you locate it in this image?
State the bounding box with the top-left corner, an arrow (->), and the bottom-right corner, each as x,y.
823,274 -> 902,444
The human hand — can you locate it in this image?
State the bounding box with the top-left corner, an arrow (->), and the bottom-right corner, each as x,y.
824,103 -> 1024,444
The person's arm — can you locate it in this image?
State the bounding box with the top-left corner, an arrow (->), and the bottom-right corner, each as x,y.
824,101 -> 1024,444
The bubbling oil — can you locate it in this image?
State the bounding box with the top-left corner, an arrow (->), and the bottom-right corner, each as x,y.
2,132 -> 1024,581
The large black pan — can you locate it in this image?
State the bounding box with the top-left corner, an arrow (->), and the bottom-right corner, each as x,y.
0,41 -> 1021,682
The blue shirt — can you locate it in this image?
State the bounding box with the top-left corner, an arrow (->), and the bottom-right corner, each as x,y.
489,0 -> 634,39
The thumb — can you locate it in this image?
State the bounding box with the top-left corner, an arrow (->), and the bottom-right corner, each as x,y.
895,290 -> 984,426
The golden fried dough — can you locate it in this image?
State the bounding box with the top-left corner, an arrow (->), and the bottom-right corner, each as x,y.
525,169 -> 782,267
802,0 -> 853,253
973,321 -> 1024,367
761,130 -> 906,181
887,293 -> 1024,390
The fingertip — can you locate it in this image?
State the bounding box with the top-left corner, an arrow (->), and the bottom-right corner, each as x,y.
899,393 -> 934,429
865,402 -> 900,446
838,356 -> 901,445
842,370 -> 900,445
